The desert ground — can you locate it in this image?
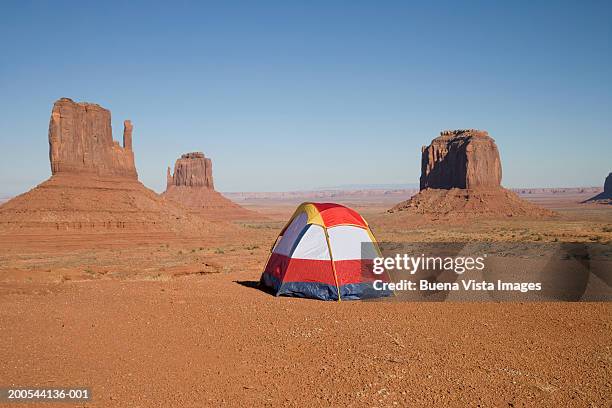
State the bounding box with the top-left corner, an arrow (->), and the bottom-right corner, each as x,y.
0,189 -> 610,407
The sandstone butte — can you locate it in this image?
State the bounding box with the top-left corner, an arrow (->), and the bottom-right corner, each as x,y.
583,173 -> 612,205
390,129 -> 555,218
0,98 -> 221,234
162,152 -> 260,220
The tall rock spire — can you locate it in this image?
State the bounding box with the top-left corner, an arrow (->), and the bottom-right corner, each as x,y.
123,120 -> 133,151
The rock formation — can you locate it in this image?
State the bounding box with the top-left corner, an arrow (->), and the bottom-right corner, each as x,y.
48,98 -> 137,179
0,98 -> 221,234
163,152 -> 260,220
390,129 -> 554,218
167,152 -> 214,189
583,173 -> 612,204
420,129 -> 501,190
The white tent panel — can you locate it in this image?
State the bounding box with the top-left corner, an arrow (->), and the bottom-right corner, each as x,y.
273,212 -> 308,256
328,225 -> 378,261
291,225 -> 330,260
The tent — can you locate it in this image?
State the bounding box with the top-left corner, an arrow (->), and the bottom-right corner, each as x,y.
260,202 -> 392,301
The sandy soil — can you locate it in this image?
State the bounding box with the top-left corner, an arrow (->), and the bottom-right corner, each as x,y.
0,192 -> 610,407
2,278 -> 610,407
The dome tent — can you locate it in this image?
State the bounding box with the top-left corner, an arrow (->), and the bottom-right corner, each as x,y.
260,202 -> 392,301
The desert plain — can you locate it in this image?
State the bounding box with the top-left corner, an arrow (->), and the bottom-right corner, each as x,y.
3,0 -> 612,405
0,187 -> 611,407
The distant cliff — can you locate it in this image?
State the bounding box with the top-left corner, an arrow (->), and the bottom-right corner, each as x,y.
391,129 -> 554,218
48,98 -> 137,179
163,152 -> 260,220
166,152 -> 214,189
420,129 -> 502,190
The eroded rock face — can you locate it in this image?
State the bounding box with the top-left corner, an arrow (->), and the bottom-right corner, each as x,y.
163,152 -> 261,220
123,120 -> 133,151
48,98 -> 137,179
605,173 -> 612,195
167,152 -> 214,189
0,98 -> 228,233
390,129 -> 554,218
420,129 -> 502,190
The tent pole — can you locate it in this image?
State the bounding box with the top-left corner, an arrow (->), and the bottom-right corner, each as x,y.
324,227 -> 341,302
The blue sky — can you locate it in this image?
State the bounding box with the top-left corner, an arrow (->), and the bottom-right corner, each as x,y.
0,1 -> 610,194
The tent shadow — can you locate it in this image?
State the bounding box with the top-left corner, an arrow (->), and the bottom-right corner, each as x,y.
235,280 -> 276,296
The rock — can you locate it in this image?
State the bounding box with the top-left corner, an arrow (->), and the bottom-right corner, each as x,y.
605,173 -> 611,194
0,98 -> 223,234
391,129 -> 554,218
123,120 -> 133,151
163,152 -> 261,220
166,166 -> 173,190
48,98 -> 137,179
389,187 -> 555,218
420,129 -> 502,190
167,152 -> 214,189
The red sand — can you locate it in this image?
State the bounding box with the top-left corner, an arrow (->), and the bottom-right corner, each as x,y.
0,190 -> 610,407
